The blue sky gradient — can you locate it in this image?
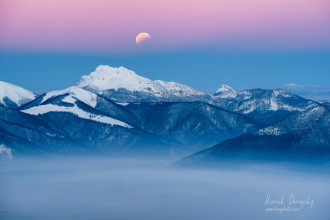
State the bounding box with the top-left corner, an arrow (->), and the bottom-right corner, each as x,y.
0,49 -> 329,93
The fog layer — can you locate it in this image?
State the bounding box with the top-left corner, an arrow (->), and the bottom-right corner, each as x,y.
1,158 -> 329,220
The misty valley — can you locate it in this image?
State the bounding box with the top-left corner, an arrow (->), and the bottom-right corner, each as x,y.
1,158 -> 330,220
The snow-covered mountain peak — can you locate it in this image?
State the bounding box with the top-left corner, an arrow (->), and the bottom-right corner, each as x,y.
77,65 -> 208,102
77,65 -> 152,92
0,81 -> 36,108
214,85 -> 237,98
41,86 -> 97,108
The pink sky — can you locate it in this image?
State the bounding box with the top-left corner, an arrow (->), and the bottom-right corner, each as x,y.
0,0 -> 330,52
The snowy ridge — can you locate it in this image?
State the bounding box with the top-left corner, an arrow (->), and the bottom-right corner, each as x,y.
235,89 -> 313,113
236,99 -> 305,114
22,86 -> 132,128
41,86 -> 97,108
77,65 -> 206,98
255,104 -> 326,136
0,81 -> 35,107
22,104 -> 132,128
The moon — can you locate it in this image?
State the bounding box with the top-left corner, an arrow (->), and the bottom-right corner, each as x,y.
136,32 -> 151,44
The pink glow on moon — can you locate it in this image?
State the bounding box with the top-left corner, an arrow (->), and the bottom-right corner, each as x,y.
136,33 -> 151,44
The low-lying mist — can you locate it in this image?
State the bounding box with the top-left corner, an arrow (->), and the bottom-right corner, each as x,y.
0,157 -> 329,220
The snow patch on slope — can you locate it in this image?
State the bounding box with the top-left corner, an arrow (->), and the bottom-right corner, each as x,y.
116,102 -> 130,106
272,89 -> 291,98
238,91 -> 252,100
258,127 -> 282,136
41,86 -> 97,107
22,104 -> 132,128
0,144 -> 13,159
0,81 -> 35,107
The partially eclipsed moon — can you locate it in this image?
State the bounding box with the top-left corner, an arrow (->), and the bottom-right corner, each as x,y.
136,32 -> 151,44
